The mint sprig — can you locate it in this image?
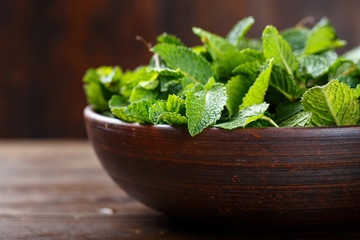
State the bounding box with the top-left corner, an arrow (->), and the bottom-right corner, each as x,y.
83,17 -> 360,136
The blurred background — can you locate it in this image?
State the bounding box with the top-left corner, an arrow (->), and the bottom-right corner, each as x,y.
1,0 -> 359,138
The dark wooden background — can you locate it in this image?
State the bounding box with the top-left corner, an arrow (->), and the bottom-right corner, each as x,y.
1,0 -> 359,138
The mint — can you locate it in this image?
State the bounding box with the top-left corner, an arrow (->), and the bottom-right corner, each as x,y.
83,16 -> 360,136
278,111 -> 312,127
156,32 -> 184,46
281,27 -> 309,55
152,43 -> 214,85
226,16 -> 255,46
305,18 -> 346,55
186,82 -> 227,136
149,95 -> 187,125
269,65 -> 305,101
192,27 -> 236,59
298,55 -> 330,79
262,25 -> 298,77
301,80 -> 360,126
241,59 -> 273,109
343,46 -> 360,62
226,74 -> 255,116
215,103 -> 275,130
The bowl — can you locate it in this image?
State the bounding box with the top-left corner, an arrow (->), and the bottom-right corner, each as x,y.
84,106 -> 360,226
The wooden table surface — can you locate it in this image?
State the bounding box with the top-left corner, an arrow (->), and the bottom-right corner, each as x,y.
1,140 -> 360,240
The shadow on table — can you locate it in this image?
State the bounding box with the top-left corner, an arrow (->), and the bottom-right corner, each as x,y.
159,217 -> 360,240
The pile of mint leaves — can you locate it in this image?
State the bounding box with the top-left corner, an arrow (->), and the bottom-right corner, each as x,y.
83,17 -> 360,136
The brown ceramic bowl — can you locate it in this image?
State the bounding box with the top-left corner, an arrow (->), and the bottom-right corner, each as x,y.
84,106 -> 360,226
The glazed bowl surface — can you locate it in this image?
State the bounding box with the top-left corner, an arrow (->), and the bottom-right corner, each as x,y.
84,106 -> 360,226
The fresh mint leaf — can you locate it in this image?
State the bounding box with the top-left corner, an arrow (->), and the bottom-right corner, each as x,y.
109,95 -> 138,122
241,59 -> 273,109
232,61 -> 262,78
83,66 -> 122,111
121,67 -> 158,99
304,18 -> 346,55
298,55 -> 330,79
269,65 -> 305,101
328,58 -> 360,88
192,27 -> 236,58
123,100 -> 156,124
215,103 -> 272,130
301,80 -> 360,126
226,74 -> 255,116
237,38 -> 263,51
130,86 -> 159,103
226,16 -> 255,46
319,50 -> 338,66
149,95 -> 187,125
281,27 -> 310,55
339,76 -> 360,89
343,46 -> 360,63
152,43 -> 214,85
262,25 -> 298,77
157,113 -> 188,125
212,48 -> 265,81
275,101 -> 303,122
96,66 -> 122,89
157,32 -> 184,46
186,83 -> 227,136
84,81 -> 111,112
278,111 -> 312,127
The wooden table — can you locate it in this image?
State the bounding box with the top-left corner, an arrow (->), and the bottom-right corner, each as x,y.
1,140 -> 359,240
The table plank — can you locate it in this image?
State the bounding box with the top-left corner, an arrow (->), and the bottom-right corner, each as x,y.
0,140 -> 359,240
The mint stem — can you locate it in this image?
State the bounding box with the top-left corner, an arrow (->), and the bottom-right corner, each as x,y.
261,116 -> 279,127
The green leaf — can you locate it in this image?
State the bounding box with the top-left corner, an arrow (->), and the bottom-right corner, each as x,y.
305,18 -> 346,55
186,83 -> 227,136
241,59 -> 273,109
232,61 -> 262,77
109,95 -> 138,122
339,76 -> 360,89
262,25 -> 298,76
215,103 -> 270,130
192,27 -> 236,58
275,101 -> 304,122
281,27 -> 310,55
328,59 -> 359,86
96,66 -> 122,89
301,80 -> 360,126
120,67 -> 158,99
152,43 -> 214,85
278,111 -> 312,127
149,95 -> 187,125
157,113 -> 188,125
226,16 -> 255,46
157,32 -> 184,46
212,48 -> 265,81
319,50 -> 338,66
83,81 -> 111,112
226,74 -> 255,116
343,46 -> 360,62
130,85 -> 159,103
237,38 -> 263,51
109,94 -> 128,108
269,65 -> 305,101
298,55 -> 330,78
155,68 -> 185,79
82,66 -> 122,111
122,100 -> 156,124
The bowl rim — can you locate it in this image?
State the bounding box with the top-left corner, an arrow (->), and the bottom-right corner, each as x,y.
84,105 -> 360,132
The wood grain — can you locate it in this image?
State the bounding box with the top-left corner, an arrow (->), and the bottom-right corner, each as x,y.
1,140 -> 360,239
